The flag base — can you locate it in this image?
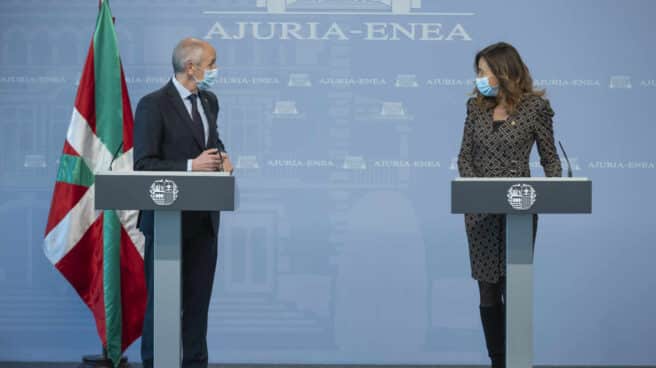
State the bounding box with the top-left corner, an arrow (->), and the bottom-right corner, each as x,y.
79,354 -> 129,368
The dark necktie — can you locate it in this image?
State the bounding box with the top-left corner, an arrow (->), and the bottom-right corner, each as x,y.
187,94 -> 206,147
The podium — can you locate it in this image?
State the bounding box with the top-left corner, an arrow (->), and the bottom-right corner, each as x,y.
95,171 -> 236,368
451,177 -> 591,368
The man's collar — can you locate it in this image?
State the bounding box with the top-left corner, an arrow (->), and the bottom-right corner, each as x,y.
171,75 -> 197,99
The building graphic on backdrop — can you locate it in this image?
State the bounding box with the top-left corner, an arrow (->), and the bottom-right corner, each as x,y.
609,75 -> 632,89
257,0 -> 422,13
1,0 -> 653,364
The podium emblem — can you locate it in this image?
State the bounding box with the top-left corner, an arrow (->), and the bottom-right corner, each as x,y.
507,184 -> 537,210
149,179 -> 179,206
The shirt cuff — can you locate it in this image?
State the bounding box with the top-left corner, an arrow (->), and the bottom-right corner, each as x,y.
187,159 -> 193,171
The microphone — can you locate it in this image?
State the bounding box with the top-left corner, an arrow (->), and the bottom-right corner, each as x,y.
108,142 -> 124,171
558,140 -> 573,178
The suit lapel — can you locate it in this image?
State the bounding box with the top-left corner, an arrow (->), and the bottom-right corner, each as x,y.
165,81 -> 205,150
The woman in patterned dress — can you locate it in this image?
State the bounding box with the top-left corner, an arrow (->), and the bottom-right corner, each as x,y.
457,42 -> 562,367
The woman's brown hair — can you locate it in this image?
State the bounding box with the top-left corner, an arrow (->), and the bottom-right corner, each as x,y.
473,42 -> 544,113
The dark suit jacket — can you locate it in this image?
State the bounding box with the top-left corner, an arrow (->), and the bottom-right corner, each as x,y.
133,80 -> 226,239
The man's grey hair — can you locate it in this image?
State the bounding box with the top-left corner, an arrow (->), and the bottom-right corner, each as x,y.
171,38 -> 204,74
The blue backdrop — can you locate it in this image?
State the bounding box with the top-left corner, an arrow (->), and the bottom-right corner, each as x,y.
0,0 -> 655,365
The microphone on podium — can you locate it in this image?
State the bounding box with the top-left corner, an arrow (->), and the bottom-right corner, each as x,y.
558,140 -> 573,178
108,142 -> 124,171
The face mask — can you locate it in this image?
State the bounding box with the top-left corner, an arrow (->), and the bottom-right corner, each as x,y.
475,77 -> 499,97
194,67 -> 218,90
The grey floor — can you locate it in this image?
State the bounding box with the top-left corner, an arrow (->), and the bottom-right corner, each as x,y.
2,364 -> 655,368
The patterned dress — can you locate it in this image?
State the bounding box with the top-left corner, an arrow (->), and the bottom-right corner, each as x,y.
457,94 -> 562,283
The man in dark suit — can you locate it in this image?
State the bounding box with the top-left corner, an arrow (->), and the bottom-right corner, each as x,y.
133,37 -> 233,368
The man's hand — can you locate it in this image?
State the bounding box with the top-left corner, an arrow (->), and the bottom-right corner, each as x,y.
218,152 -> 234,174
191,149 -> 222,171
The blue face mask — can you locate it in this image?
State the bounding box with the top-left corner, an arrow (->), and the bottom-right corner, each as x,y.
475,77 -> 499,97
195,67 -> 218,90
